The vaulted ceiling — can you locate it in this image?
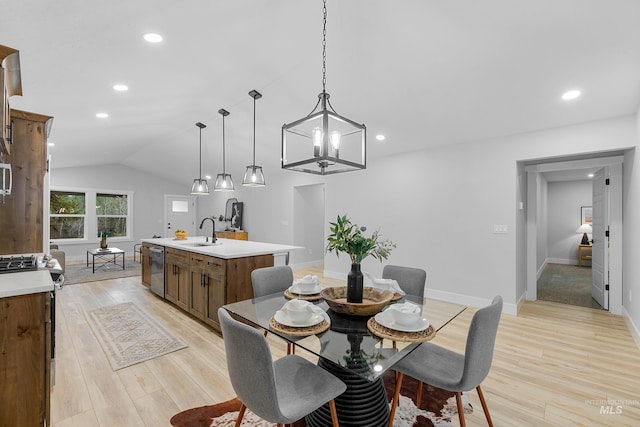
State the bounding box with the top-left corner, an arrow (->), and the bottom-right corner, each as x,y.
4,0 -> 640,185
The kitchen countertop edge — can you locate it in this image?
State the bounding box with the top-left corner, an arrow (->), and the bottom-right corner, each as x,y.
140,237 -> 302,259
0,270 -> 55,298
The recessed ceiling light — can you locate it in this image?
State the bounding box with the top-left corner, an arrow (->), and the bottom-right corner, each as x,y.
588,173 -> 594,178
47,142 -> 55,147
113,84 -> 128,91
143,33 -> 163,43
96,112 -> 109,118
205,175 -> 212,180
375,134 -> 386,141
561,89 -> 581,101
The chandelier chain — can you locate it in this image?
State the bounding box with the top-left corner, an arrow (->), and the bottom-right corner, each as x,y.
322,0 -> 327,93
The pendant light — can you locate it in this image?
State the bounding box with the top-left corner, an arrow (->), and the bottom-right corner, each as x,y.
190,122 -> 209,195
281,0 -> 366,175
214,108 -> 234,191
243,89 -> 266,187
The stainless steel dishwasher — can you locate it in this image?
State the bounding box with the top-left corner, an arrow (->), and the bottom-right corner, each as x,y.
150,246 -> 165,298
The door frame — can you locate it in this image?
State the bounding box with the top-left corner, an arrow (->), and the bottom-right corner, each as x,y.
164,194 -> 197,238
524,155 -> 623,314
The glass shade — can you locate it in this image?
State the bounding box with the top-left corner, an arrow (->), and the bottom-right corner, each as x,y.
242,165 -> 265,187
576,223 -> 592,233
282,92 -> 366,175
214,173 -> 234,191
190,178 -> 209,195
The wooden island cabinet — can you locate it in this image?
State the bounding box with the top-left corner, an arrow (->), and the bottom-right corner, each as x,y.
141,238 -> 290,332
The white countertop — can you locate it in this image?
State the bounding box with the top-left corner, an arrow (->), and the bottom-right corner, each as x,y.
140,236 -> 303,260
0,270 -> 55,298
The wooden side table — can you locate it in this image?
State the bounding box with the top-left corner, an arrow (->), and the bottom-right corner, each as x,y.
578,244 -> 592,266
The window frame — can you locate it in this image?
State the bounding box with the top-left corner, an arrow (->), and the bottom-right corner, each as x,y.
49,186 -> 134,244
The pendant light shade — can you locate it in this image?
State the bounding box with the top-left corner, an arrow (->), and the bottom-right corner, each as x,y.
190,122 -> 209,195
243,89 -> 266,187
281,0 -> 366,175
214,108 -> 234,192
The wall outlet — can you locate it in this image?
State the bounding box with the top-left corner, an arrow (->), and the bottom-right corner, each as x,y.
493,224 -> 508,234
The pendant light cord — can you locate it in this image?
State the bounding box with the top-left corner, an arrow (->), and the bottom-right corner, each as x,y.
252,95 -> 256,165
198,126 -> 203,179
222,114 -> 226,173
322,0 -> 327,94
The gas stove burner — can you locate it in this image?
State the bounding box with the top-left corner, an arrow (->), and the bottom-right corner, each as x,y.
0,255 -> 38,273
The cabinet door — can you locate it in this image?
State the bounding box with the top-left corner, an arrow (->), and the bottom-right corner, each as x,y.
166,259 -> 189,311
204,258 -> 226,329
141,245 -> 152,287
189,267 -> 207,320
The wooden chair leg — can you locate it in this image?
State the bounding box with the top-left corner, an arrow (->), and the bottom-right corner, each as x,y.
388,372 -> 404,427
263,330 -> 268,337
416,381 -> 424,409
329,399 -> 340,427
235,402 -> 246,427
455,392 -> 466,427
476,385 -> 494,426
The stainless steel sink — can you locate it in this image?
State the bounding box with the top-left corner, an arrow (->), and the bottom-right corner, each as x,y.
179,242 -> 222,247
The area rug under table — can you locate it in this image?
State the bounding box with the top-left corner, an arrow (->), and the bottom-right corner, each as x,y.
85,301 -> 188,371
170,371 -> 472,427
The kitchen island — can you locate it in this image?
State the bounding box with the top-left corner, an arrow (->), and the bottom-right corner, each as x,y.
140,237 -> 300,332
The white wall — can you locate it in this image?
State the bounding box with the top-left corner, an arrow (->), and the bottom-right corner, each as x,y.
293,184 -> 325,268
50,164 -> 186,260
547,180 -> 592,264
622,109 -> 640,344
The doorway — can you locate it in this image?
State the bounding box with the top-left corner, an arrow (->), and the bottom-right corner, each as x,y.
524,154 -> 623,315
292,184 -> 325,269
164,195 -> 197,238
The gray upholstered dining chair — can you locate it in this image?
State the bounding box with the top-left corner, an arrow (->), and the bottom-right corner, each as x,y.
251,265 -> 294,298
218,308 -> 346,427
388,295 -> 503,427
382,264 -> 427,299
251,265 -> 296,354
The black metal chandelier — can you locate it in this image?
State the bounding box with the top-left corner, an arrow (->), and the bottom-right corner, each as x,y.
214,108 -> 234,191
243,89 -> 266,187
190,122 -> 209,195
281,0 -> 366,175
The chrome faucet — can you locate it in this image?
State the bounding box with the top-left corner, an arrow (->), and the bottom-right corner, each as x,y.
199,217 -> 217,243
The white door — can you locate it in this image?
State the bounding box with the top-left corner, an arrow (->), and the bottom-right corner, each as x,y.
591,168 -> 608,309
165,195 -> 197,238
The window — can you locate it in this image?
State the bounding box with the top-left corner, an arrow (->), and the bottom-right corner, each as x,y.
50,188 -> 133,243
50,191 -> 86,239
97,193 -> 128,237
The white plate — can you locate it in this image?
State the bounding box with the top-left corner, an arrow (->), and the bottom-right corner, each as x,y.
289,282 -> 322,295
274,307 -> 325,328
374,310 -> 430,332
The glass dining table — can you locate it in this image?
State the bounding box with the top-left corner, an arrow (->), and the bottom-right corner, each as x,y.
223,291 -> 466,427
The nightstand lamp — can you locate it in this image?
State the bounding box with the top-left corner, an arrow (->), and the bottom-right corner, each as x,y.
576,223 -> 592,245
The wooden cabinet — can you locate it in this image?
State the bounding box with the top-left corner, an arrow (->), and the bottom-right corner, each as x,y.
0,291 -> 51,427
216,230 -> 248,240
189,253 -> 227,329
165,248 -> 190,311
141,243 -> 152,287
0,109 -> 52,255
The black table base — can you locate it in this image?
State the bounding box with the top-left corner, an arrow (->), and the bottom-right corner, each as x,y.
305,358 -> 390,427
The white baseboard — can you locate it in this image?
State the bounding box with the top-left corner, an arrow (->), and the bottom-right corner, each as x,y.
289,260 -> 323,270
622,306 -> 640,351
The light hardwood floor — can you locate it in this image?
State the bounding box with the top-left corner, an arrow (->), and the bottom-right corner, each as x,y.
51,268 -> 640,426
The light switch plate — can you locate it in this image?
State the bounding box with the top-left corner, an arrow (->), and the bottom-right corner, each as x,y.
494,224 -> 508,234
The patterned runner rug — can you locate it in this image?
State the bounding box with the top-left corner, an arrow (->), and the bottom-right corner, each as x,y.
170,371 -> 472,427
85,302 -> 187,370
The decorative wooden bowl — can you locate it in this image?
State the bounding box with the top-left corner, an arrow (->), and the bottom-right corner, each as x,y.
174,232 -> 188,240
321,286 -> 394,316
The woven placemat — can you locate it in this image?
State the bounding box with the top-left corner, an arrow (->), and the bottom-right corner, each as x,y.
283,289 -> 322,301
392,292 -> 403,301
367,317 -> 436,343
269,317 -> 330,336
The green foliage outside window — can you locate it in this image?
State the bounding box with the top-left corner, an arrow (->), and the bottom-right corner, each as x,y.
50,191 -> 86,239
96,193 -> 128,237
